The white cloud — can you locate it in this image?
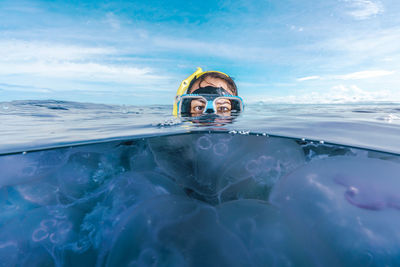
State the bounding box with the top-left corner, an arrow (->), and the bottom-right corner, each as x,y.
105,12 -> 121,30
0,61 -> 152,81
0,39 -> 170,88
0,84 -> 52,93
335,70 -> 395,80
346,0 -> 384,20
297,76 -> 321,81
303,26 -> 400,74
247,84 -> 397,104
0,40 -> 116,62
296,70 -> 396,83
289,25 -> 304,32
322,84 -> 385,102
322,27 -> 400,54
152,36 -> 279,62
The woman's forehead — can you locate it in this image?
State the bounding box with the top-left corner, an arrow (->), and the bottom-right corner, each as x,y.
192,98 -> 206,103
190,77 -> 233,95
215,98 -> 231,104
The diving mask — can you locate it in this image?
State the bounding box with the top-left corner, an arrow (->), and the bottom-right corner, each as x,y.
177,86 -> 243,117
173,67 -> 234,116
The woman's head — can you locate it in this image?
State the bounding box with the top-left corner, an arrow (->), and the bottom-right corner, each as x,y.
187,72 -> 238,96
173,68 -> 242,119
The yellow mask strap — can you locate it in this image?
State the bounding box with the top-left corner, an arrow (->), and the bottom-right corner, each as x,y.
173,68 -> 230,116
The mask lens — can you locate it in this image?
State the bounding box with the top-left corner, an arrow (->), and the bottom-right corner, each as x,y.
180,96 -> 207,117
179,95 -> 243,117
214,97 -> 242,116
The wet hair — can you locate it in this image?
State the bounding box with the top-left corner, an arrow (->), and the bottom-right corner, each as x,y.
187,72 -> 238,96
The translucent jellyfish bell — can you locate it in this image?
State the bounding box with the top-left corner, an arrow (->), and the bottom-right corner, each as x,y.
0,148 -> 70,188
217,199 -> 319,266
270,156 -> 400,266
148,133 -> 305,204
102,195 -> 252,266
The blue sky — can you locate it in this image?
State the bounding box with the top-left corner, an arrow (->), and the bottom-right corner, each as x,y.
1,0 -> 400,105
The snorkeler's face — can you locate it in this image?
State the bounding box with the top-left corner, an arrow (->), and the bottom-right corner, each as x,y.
188,77 -> 235,117
189,77 -> 234,95
190,97 -> 233,116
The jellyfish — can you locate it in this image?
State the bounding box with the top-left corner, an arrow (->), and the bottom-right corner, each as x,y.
148,133 -> 305,204
270,156 -> 400,265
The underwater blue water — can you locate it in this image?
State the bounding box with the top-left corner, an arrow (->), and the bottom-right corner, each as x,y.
1,100 -> 400,266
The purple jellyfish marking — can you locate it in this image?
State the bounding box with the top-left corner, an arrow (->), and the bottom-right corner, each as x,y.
196,136 -> 212,150
49,233 -> 61,244
40,219 -> 57,229
334,175 -> 400,211
246,159 -> 261,176
32,219 -> 72,244
32,228 -> 49,242
213,143 -> 229,156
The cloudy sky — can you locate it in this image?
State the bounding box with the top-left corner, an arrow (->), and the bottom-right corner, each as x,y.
1,0 -> 399,105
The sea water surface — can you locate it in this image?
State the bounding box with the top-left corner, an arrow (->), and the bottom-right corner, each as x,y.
1,100 -> 400,266
1,100 -> 400,154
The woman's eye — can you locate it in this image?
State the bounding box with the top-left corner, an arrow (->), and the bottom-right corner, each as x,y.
218,106 -> 230,112
194,106 -> 204,111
